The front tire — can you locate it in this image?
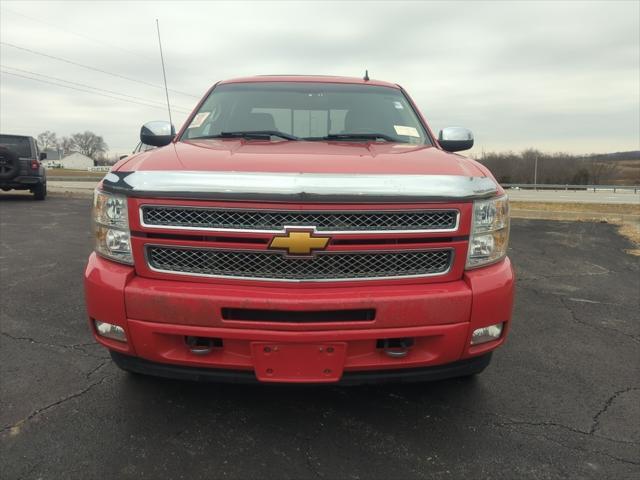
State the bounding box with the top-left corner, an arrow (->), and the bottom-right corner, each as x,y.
33,182 -> 46,200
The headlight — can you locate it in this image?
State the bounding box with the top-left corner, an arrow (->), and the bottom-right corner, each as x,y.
466,195 -> 510,269
93,189 -> 132,264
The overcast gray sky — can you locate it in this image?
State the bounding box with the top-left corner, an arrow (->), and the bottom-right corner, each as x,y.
1,0 -> 638,156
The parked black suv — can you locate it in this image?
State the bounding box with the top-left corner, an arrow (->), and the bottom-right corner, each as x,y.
0,134 -> 47,200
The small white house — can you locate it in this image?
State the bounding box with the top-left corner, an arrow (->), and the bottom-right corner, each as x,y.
60,152 -> 94,170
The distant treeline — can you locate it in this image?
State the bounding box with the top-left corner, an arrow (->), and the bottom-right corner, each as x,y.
475,149 -> 640,185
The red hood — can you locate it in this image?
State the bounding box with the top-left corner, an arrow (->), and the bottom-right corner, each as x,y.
117,139 -> 486,177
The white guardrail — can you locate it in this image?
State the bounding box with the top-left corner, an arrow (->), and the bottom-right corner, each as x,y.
503,184 -> 639,194
88,166 -> 111,172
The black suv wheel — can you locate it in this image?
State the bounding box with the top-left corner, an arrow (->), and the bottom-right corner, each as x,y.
33,181 -> 47,200
0,146 -> 19,180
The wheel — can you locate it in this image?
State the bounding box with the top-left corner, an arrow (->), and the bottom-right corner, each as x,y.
33,181 -> 46,200
0,146 -> 19,180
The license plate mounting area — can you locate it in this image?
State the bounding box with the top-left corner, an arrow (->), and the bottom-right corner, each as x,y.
251,342 -> 347,383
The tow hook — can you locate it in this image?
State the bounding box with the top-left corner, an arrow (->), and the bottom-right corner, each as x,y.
379,338 -> 415,358
185,336 -> 222,355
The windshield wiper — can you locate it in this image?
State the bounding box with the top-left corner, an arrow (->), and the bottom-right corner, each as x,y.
197,131 -> 299,141
311,133 -> 404,143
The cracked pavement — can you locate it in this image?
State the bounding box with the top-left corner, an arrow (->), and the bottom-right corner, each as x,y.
1,196 -> 639,479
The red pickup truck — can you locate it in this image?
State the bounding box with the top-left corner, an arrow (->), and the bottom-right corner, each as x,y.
85,75 -> 514,384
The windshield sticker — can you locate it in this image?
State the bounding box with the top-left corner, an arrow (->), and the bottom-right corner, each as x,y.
393,101 -> 404,109
189,112 -> 210,128
394,125 -> 419,137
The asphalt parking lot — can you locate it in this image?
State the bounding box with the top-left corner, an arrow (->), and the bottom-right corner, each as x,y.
1,195 -> 638,479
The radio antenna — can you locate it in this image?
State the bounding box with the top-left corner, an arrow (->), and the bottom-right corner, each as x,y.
155,19 -> 173,126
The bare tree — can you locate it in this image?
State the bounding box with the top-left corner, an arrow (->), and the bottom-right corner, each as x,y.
587,159 -> 619,185
476,149 -> 640,185
36,131 -> 59,151
93,153 -> 117,166
520,149 -> 541,184
60,136 -> 75,155
65,131 -> 109,159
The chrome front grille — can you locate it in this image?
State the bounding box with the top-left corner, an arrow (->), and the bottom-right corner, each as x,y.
146,246 -> 453,282
141,206 -> 459,232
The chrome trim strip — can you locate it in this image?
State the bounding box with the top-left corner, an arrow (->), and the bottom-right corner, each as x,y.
104,171 -> 498,202
143,244 -> 454,283
138,205 -> 461,234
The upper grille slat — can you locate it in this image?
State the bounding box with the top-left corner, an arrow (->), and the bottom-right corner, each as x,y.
146,247 -> 453,282
141,206 -> 458,232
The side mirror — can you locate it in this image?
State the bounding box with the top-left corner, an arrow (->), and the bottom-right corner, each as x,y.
39,152 -> 47,160
438,127 -> 474,152
140,121 -> 175,147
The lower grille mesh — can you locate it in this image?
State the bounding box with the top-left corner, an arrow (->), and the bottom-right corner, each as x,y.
147,247 -> 452,281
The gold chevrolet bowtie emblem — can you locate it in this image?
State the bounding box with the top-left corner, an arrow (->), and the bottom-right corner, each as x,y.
269,229 -> 330,256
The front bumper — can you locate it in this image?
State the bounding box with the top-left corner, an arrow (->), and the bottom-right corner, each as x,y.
84,253 -> 514,383
111,350 -> 493,385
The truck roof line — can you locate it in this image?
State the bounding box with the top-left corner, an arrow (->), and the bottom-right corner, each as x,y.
218,75 -> 399,88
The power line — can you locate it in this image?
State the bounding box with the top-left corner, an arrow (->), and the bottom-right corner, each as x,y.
1,7 -> 156,64
1,69 -> 191,113
1,69 -> 177,112
0,41 -> 200,99
1,65 -> 192,112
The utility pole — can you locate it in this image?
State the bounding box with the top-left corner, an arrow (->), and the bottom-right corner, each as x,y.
533,154 -> 538,190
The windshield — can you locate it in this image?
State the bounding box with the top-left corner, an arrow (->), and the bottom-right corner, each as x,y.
182,82 -> 431,145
